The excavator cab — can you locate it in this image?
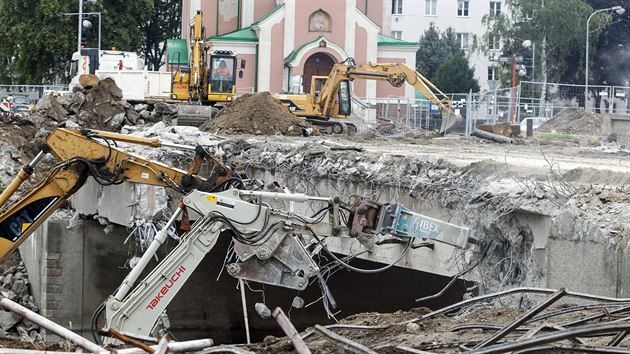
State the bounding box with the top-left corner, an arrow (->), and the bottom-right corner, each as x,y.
207,50 -> 237,105
312,77 -> 352,116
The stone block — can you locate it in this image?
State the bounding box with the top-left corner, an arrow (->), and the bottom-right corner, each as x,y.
43,268 -> 62,277
44,284 -> 62,294
46,253 -> 62,260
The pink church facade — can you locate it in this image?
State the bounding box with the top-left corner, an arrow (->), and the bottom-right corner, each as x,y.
180,0 -> 418,100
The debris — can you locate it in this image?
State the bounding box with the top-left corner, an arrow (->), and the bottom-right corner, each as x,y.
471,128 -> 516,143
0,297 -> 105,352
313,324 -> 377,354
255,302 -> 271,319
537,107 -> 612,136
199,92 -> 312,135
272,307 -> 311,354
476,121 -> 520,137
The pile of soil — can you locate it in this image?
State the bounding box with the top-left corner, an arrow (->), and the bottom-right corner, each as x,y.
199,92 -> 312,135
537,108 -> 612,135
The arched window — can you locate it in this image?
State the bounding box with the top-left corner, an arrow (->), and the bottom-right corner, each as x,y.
309,9 -> 331,32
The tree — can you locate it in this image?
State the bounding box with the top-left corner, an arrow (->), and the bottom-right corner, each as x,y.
482,0 -> 601,88
416,23 -> 463,80
140,0 -> 181,71
0,0 -> 153,84
0,0 -> 76,83
101,0 -> 153,53
432,55 -> 480,94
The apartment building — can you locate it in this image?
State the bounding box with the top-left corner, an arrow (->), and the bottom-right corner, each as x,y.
389,0 -> 502,92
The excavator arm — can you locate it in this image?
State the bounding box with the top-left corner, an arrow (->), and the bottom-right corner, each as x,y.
317,60 -> 462,133
0,128 -> 239,262
102,188 -> 472,342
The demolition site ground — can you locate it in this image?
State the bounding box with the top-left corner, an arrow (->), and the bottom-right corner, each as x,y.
0,81 -> 630,352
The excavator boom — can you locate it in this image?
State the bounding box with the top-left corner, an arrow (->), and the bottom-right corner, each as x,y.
275,59 -> 461,134
0,128 -> 239,262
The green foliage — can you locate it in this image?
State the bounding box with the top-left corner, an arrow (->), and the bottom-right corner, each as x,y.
140,0 -> 181,70
432,55 -> 480,94
0,0 -> 76,83
482,0 -> 599,84
0,0 -> 154,84
416,23 -> 463,80
101,0 -> 153,52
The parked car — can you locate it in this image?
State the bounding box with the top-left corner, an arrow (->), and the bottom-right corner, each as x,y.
11,95 -> 35,114
520,117 -> 548,132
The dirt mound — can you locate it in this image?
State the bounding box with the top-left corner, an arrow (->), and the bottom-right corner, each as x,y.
199,92 -> 312,135
537,108 -> 612,135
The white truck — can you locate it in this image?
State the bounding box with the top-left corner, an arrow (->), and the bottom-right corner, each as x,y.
68,48 -> 172,102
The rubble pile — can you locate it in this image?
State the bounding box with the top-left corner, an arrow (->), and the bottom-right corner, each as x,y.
25,76 -> 177,132
0,253 -> 39,338
199,92 -> 312,135
537,107 -> 612,135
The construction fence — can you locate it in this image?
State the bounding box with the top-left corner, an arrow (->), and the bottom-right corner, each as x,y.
0,85 -> 68,100
357,81 -> 630,136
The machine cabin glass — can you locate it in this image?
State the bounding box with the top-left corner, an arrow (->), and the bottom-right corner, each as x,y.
337,80 -> 352,116
209,56 -> 236,94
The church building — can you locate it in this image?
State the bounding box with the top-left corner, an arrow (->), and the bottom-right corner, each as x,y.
179,0 -> 419,101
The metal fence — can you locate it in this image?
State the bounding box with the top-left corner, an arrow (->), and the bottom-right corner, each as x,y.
355,81 -> 630,137
0,85 -> 69,100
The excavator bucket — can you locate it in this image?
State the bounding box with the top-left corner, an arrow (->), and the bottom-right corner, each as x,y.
439,110 -> 463,135
176,104 -> 219,127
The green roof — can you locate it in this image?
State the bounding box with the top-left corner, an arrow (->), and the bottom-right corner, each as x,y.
208,26 -> 258,42
285,36 -> 326,64
166,39 -> 188,64
378,34 -> 417,47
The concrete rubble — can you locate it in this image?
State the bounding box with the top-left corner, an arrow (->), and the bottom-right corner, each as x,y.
1,77 -> 630,351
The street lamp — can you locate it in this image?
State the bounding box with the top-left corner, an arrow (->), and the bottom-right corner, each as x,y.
521,40 -> 535,81
584,5 -> 625,111
58,11 -> 102,52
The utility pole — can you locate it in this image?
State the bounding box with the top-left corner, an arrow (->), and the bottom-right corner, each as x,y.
77,0 -> 83,52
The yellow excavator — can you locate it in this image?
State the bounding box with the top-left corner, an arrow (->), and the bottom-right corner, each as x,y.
275,58 -> 461,134
169,11 -> 241,125
0,128 -> 242,262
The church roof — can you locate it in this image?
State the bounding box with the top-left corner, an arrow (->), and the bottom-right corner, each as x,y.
377,34 -> 417,47
208,27 -> 258,42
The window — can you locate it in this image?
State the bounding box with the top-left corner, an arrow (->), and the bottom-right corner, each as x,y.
425,0 -> 437,15
487,67 -> 498,81
490,1 -> 501,15
391,31 -> 402,39
457,0 -> 469,16
457,33 -> 469,49
392,0 -> 403,14
489,35 -> 500,50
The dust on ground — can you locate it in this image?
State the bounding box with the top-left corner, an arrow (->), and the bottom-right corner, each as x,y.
199,92 -> 312,136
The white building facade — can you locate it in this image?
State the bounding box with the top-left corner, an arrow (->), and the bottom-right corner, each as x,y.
389,0 -> 504,92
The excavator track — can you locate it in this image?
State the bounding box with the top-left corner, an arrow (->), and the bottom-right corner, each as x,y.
305,118 -> 357,135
